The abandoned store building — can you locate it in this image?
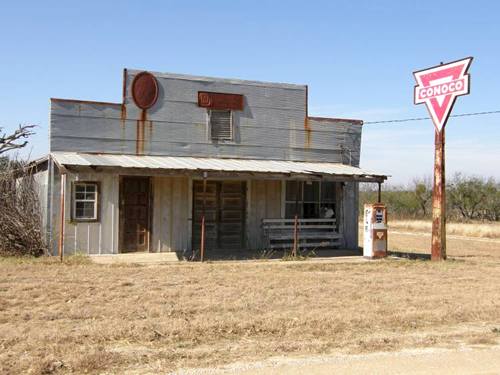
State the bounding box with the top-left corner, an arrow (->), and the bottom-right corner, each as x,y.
33,69 -> 387,257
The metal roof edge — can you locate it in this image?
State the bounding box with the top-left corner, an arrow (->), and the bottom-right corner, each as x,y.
50,98 -> 122,107
126,69 -> 307,91
308,116 -> 364,125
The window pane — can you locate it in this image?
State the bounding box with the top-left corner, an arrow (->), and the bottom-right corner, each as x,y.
303,203 -> 319,218
85,184 -> 96,193
321,181 -> 336,202
285,203 -> 302,219
75,192 -> 85,200
285,181 -> 302,201
303,181 -> 319,202
82,202 -> 95,218
85,192 -> 96,200
75,206 -> 84,218
75,185 -> 85,193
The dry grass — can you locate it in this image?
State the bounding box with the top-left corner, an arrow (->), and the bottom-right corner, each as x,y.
389,220 -> 500,239
1,240 -> 500,374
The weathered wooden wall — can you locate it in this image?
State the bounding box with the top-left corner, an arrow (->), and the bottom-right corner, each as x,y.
32,169 -> 49,241
342,182 -> 359,249
247,180 -> 282,250
60,172 -> 119,255
151,176 -> 190,253
46,169 -> 360,255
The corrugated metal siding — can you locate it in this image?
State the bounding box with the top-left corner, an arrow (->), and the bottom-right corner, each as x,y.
50,70 -> 364,164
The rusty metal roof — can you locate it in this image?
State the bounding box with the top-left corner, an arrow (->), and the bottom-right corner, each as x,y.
51,152 -> 387,181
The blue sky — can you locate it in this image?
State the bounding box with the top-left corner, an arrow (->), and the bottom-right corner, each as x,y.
1,0 -> 498,184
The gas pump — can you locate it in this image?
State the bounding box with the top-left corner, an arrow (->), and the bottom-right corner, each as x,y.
363,203 -> 388,258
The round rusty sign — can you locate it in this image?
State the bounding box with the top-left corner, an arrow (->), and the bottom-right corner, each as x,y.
131,71 -> 158,109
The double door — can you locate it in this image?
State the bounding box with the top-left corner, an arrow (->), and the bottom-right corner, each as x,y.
192,180 -> 246,251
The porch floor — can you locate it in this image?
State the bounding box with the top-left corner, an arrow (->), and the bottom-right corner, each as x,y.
90,249 -> 363,265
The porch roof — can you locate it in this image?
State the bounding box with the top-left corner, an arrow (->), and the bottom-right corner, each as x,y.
51,152 -> 388,182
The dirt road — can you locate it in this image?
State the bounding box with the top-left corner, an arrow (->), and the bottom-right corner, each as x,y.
179,346 -> 500,374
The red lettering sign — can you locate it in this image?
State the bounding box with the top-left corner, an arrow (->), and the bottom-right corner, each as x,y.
414,57 -> 472,131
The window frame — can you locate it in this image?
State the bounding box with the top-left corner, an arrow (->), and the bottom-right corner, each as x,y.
208,109 -> 234,141
71,181 -> 100,222
284,181 -> 337,219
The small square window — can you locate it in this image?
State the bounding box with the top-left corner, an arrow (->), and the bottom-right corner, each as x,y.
73,182 -> 99,221
209,110 -> 233,141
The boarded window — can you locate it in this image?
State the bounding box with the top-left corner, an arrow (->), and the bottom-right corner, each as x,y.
73,182 -> 98,221
210,110 -> 233,141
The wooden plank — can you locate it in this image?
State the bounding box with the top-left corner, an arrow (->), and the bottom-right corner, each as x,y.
268,233 -> 341,240
263,224 -> 336,230
263,218 -> 336,223
152,176 -> 173,252
269,241 -> 340,249
266,180 -> 281,218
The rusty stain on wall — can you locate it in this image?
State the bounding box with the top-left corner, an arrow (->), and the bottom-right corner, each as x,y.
304,85 -> 311,148
136,110 -> 147,155
147,120 -> 153,154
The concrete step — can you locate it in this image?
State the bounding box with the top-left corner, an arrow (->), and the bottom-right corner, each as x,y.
90,252 -> 181,265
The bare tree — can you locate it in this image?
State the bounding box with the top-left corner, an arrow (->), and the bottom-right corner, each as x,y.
0,125 -> 36,155
0,158 -> 47,256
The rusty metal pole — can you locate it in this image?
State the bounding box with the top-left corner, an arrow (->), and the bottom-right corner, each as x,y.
58,173 -> 66,262
431,128 -> 446,261
200,172 -> 207,262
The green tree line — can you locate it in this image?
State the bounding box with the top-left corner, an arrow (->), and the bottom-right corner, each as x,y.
360,173 -> 500,222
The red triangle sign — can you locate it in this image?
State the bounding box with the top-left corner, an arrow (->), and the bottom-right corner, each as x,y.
414,58 -> 472,132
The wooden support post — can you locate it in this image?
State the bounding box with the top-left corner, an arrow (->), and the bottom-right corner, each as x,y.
431,128 -> 446,261
200,172 -> 207,262
292,180 -> 300,257
293,214 -> 298,257
58,173 -> 66,262
377,182 -> 382,203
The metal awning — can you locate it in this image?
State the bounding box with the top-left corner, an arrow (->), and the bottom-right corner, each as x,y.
50,152 -> 388,182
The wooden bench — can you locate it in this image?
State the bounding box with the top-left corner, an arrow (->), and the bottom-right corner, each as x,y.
262,218 -> 342,250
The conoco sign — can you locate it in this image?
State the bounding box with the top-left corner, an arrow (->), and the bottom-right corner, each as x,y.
414,57 -> 472,131
132,71 -> 159,109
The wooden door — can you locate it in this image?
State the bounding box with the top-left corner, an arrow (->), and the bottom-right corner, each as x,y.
192,181 -> 218,250
120,176 -> 150,252
219,181 -> 246,250
192,180 -> 246,252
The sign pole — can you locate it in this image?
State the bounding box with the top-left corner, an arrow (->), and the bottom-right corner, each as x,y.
431,127 -> 446,260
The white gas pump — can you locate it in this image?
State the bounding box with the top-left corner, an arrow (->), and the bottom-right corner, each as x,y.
363,203 -> 388,258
